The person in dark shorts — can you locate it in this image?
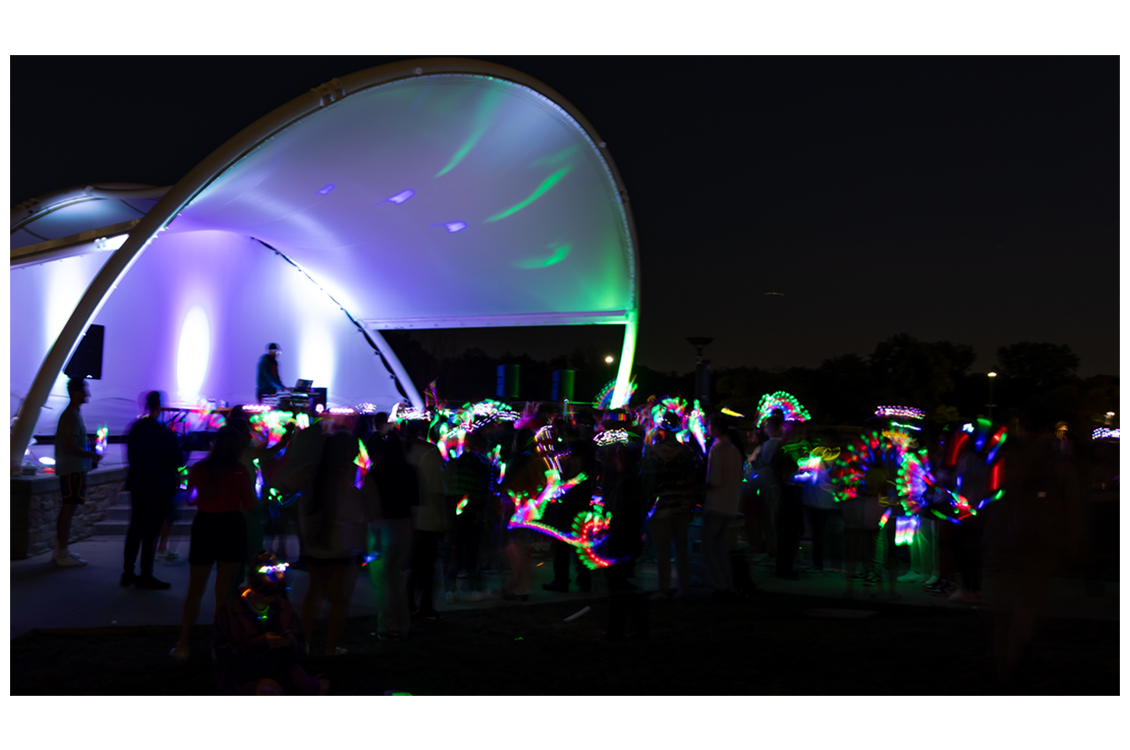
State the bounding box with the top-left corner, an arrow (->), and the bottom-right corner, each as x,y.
171,426 -> 256,660
54,378 -> 102,567
123,391 -> 185,589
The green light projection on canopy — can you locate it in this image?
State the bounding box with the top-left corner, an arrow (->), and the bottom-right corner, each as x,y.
484,167 -> 571,223
435,88 -> 507,178
515,243 -> 571,269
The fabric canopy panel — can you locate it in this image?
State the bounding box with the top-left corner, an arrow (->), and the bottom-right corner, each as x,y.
174,74 -> 637,328
10,60 -> 640,471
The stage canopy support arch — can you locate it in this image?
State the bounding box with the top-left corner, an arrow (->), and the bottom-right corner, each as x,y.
10,58 -> 641,474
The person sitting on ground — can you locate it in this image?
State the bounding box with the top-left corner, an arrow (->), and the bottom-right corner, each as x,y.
213,550 -> 328,695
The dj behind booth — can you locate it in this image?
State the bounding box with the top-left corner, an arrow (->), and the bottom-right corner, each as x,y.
256,343 -> 285,403
259,379 -> 326,414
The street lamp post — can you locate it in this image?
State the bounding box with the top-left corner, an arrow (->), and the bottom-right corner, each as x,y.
687,337 -> 713,407
987,371 -> 997,419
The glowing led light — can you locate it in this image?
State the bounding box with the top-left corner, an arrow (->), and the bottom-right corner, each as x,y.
962,423 -> 974,433
456,496 -> 469,516
755,391 -> 811,427
257,562 -> 289,575
385,189 -> 415,204
253,458 -> 264,500
1093,427 -> 1120,441
442,222 -> 467,233
39,456 -> 55,466
688,400 -> 707,453
594,429 -> 631,447
354,439 -> 371,490
721,407 -> 745,418
94,425 -> 108,456
317,184 -> 336,195
507,470 -> 619,570
832,428 -> 933,508
315,404 -> 325,414
895,514 -> 919,546
594,376 -> 636,410
604,355 -> 614,364
249,410 -> 295,448
875,405 -> 925,420
176,306 -> 210,402
328,407 -> 356,415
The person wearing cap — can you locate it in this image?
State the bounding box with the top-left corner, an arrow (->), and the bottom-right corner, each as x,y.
256,343 -> 286,403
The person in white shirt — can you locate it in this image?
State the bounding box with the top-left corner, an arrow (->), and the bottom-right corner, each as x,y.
702,414 -> 744,595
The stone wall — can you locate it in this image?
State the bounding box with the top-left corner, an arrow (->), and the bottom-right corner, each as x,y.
10,467 -> 127,559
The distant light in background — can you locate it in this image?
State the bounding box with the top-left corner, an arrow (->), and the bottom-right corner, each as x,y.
176,306 -> 210,402
317,184 -> 336,195
987,371 -> 997,378
93,234 -> 129,252
604,355 -> 614,364
385,189 -> 415,204
765,292 -> 784,297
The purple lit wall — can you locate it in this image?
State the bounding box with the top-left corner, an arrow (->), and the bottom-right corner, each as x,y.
10,229 -> 404,437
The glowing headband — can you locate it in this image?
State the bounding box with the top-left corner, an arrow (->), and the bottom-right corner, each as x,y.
875,405 -> 925,420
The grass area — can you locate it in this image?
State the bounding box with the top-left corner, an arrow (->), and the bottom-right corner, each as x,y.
10,591 -> 1117,696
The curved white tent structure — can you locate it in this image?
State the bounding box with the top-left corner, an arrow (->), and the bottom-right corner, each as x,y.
10,59 -> 640,472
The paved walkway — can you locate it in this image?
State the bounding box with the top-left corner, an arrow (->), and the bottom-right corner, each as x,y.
10,532 -> 1117,638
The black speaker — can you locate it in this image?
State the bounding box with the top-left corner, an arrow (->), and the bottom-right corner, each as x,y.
496,364 -> 519,399
311,387 -> 327,412
551,369 -> 575,401
65,324 -> 104,380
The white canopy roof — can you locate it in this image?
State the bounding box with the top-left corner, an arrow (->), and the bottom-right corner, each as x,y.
10,59 -> 640,471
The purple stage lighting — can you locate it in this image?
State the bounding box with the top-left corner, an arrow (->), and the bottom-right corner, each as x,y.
443,222 -> 467,233
386,189 -> 415,204
317,184 -> 336,195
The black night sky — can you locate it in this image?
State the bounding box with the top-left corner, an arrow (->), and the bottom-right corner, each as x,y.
9,55 -> 1120,378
